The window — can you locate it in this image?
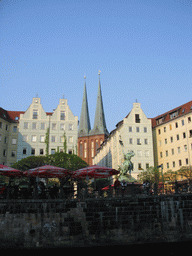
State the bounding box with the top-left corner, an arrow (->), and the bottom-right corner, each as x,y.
138,163 -> 142,169
60,111 -> 66,120
164,127 -> 166,132
183,132 -> 186,139
189,130 -> 192,138
52,123 -> 56,130
170,124 -> 172,130
12,138 -> 17,144
23,148 -> 27,154
179,160 -> 182,166
167,163 -> 169,169
165,138 -> 167,144
68,150 -> 72,154
188,117 -> 191,123
184,145 -> 187,152
33,109 -> 38,119
32,122 -> 37,129
129,127 -> 132,132
136,127 -> 140,132
68,136 -> 73,143
69,124 -> 73,130
135,114 -> 140,123
31,148 -> 35,155
172,148 -> 174,155
40,135 -> 45,142
129,138 -> 133,144
178,147 -> 181,153
177,134 -> 179,140
0,134 -> 2,142
175,122 -> 178,128
160,152 -> 163,158
186,158 -> 189,165
137,150 -> 142,157
13,126 -> 17,132
11,151 -> 16,157
51,136 -> 56,142
0,122 -> 2,129
182,120 -> 185,126
41,123 -> 45,130
3,149 -> 6,157
170,137 -> 173,143
170,111 -> 179,119
144,139 -> 148,145
166,150 -> 168,157
4,137 -> 8,144
79,142 -> 83,157
5,124 -> 8,131
173,161 -> 175,168
24,122 -> 29,129
146,163 -> 149,169
144,127 -> 147,133
145,150 -> 149,157
31,135 -> 37,142
91,140 -> 94,157
39,149 -> 44,155
51,149 -> 56,154
137,138 -> 141,145
60,136 -> 64,143
158,129 -> 161,135
60,124 -> 65,130
96,140 -> 99,150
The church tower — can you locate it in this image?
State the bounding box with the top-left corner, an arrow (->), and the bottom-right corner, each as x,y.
78,73 -> 109,165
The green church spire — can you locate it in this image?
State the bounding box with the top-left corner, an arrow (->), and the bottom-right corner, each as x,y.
90,71 -> 109,136
78,76 -> 91,137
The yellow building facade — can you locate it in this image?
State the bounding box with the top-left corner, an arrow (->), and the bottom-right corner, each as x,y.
152,101 -> 192,173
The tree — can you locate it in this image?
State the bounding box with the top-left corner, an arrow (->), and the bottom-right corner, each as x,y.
63,132 -> 67,153
163,170 -> 178,182
137,167 -> 161,184
45,127 -> 50,157
11,153 -> 88,172
177,166 -> 192,180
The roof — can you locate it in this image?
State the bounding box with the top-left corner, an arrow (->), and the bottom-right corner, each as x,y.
0,108 -> 25,122
152,100 -> 192,128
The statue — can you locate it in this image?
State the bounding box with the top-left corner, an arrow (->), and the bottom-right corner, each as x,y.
118,150 -> 135,182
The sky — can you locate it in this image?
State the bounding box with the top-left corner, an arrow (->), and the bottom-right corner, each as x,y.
1,0 -> 192,133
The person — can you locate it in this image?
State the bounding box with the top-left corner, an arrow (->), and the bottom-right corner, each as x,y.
121,180 -> 127,197
114,178 -> 121,197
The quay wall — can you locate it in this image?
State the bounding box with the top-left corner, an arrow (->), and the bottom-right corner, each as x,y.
0,194 -> 192,247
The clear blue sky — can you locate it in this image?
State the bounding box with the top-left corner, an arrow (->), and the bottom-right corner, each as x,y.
1,0 -> 192,133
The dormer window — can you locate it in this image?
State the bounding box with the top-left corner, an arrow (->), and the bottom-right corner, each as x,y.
33,109 -> 38,119
15,116 -> 19,121
170,111 -> 179,119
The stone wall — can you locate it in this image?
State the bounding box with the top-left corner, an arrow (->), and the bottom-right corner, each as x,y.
0,195 -> 192,247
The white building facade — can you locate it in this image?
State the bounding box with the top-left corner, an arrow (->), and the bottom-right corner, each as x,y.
17,97 -> 78,161
93,103 -> 154,179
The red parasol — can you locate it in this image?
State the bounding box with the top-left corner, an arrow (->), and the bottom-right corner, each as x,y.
0,164 -> 23,177
23,165 -> 71,178
72,165 -> 119,180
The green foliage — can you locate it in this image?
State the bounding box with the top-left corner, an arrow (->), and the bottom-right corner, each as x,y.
45,127 -> 50,156
63,132 -> 67,153
11,153 -> 88,172
137,167 -> 161,184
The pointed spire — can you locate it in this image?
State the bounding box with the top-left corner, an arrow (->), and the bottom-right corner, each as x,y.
78,76 -> 91,137
90,72 -> 109,136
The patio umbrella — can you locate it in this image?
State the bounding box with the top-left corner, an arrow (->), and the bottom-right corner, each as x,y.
0,164 -> 23,177
23,165 -> 71,178
72,165 -> 119,180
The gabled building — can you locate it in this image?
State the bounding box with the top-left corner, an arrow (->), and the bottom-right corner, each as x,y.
17,97 -> 78,161
78,75 -> 109,165
93,102 -> 154,179
152,100 -> 192,173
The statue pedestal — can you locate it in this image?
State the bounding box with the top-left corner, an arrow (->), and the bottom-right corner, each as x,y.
119,174 -> 136,182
